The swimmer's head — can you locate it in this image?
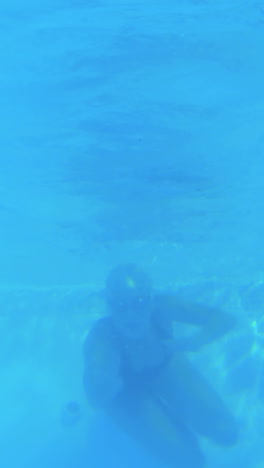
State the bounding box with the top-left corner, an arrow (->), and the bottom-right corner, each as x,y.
105,264 -> 153,338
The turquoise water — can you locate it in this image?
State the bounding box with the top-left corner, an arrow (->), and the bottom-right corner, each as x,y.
0,1 -> 264,466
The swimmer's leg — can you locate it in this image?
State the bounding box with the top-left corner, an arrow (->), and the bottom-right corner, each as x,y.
107,388 -> 205,468
153,353 -> 239,446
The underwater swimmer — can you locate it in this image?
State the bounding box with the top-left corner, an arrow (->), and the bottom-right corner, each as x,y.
83,264 -> 239,468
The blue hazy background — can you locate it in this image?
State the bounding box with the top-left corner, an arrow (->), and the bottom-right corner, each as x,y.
1,0 -> 264,467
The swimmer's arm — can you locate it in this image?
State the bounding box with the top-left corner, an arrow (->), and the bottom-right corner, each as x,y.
83,319 -> 123,408
154,294 -> 236,351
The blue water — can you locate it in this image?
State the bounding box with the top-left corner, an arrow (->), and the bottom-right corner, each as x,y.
0,0 -> 264,466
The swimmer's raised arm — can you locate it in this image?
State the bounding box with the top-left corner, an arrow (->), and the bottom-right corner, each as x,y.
153,294 -> 236,352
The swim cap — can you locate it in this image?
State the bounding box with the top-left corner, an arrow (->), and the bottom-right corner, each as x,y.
105,264 -> 152,310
